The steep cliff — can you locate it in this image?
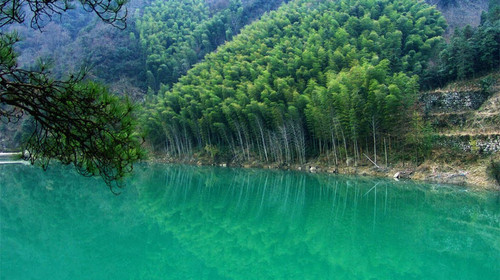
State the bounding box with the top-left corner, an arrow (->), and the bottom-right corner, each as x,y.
426,0 -> 490,36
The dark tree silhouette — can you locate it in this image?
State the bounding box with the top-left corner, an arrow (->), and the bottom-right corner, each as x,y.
0,0 -> 128,29
0,0 -> 144,191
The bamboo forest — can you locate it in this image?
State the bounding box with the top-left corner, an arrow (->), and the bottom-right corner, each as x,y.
0,0 -> 499,279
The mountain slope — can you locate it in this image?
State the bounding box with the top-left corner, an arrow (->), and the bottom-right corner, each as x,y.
137,0 -> 290,92
144,0 -> 447,165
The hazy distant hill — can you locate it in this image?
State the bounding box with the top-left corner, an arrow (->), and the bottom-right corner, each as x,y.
426,0 -> 490,35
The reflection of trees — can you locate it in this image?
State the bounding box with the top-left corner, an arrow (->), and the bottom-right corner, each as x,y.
1,164 -> 498,279
136,164 -> 500,280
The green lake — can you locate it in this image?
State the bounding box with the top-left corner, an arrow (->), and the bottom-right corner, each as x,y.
1,163 -> 499,279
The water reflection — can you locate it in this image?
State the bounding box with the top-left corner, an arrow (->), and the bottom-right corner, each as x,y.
1,163 -> 498,280
134,164 -> 500,280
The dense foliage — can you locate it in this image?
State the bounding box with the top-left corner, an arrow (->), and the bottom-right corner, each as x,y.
144,0 -> 447,165
137,0 -> 289,93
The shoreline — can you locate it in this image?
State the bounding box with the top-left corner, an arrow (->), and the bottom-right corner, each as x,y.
150,155 -> 499,191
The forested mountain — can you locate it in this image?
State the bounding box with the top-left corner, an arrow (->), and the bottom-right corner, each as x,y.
7,0 -> 490,97
0,0 -> 290,150
6,0 -> 289,97
143,0 -> 448,165
2,0 -> 498,168
137,0 -> 290,93
5,0 -> 491,98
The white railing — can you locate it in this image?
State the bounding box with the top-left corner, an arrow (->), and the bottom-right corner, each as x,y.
0,152 -> 29,165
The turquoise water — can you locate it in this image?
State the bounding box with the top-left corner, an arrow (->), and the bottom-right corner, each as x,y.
1,164 -> 499,280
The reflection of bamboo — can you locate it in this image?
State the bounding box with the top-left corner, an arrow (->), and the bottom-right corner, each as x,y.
236,175 -> 245,208
385,185 -> 388,215
342,183 -> 349,217
331,182 -> 339,220
364,182 -> 381,197
292,176 -> 305,218
258,174 -> 269,213
353,184 -> 359,209
373,183 -> 377,230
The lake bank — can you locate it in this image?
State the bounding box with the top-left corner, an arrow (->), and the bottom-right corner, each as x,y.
152,153 -> 500,191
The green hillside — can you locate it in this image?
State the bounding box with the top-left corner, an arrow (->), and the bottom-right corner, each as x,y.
144,0 -> 448,165
1,0 -> 498,187
137,0 -> 290,92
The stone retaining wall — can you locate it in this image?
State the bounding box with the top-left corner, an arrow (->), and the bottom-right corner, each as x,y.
436,134 -> 500,154
420,91 -> 490,113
